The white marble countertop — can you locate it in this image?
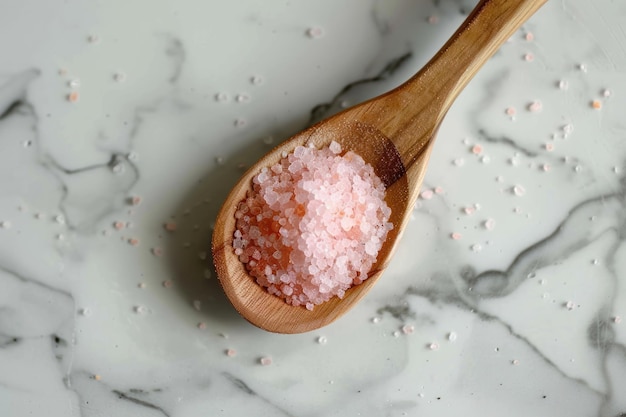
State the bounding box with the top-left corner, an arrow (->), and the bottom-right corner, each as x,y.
2,0 -> 626,416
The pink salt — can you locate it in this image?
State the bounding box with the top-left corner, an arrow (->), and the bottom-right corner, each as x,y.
233,141 -> 392,309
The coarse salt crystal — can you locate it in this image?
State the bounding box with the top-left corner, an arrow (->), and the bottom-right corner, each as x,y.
402,324 -> 414,335
484,218 -> 496,230
450,232 -> 462,240
226,349 -> 237,357
259,356 -> 272,366
420,189 -> 434,200
528,100 -> 542,112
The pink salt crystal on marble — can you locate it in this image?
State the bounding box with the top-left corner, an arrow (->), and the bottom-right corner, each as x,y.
259,356 -> 272,366
420,189 -> 434,200
128,238 -> 139,246
528,100 -> 542,112
434,186 -> 444,194
152,247 -> 163,257
164,222 -> 177,232
451,232 -> 462,240
233,141 -> 392,309
505,107 -> 516,116
225,349 -> 237,357
471,144 -> 483,155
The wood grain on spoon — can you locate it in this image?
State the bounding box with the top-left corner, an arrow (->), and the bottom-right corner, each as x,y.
212,0 -> 547,334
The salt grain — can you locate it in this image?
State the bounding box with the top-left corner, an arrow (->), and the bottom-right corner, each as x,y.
0,221 -> 11,229
306,27 -> 324,39
317,336 -> 328,345
197,322 -> 207,330
527,100 -> 542,112
451,232 -> 462,240
226,349 -> 237,357
259,356 -> 272,366
447,332 -> 457,342
420,189 -> 434,200
484,218 -> 496,230
164,222 -> 177,232
613,316 -> 622,324
402,324 -> 414,335
428,343 -> 439,350
558,80 -> 569,90
162,280 -> 173,288
151,247 -> 163,257
513,185 -> 526,196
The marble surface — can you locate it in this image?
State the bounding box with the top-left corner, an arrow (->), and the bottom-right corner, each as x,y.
1,0 -> 626,415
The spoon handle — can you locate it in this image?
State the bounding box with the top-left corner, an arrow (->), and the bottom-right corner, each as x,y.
385,0 -> 547,168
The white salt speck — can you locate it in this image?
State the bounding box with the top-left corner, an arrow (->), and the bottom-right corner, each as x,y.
371,317 -> 381,324
542,292 -> 549,299
484,218 -> 496,230
0,221 -> 11,229
471,243 -> 482,252
113,72 -> 126,82
128,151 -> 139,161
226,349 -> 237,357
509,158 -> 519,166
434,186 -> 444,194
542,164 -> 551,172
236,94 -> 250,103
523,53 -> 534,62
56,234 -> 65,241
79,307 -> 92,317
481,155 -> 490,164
603,89 -> 611,98
574,165 -> 582,173
545,142 -> 554,152
592,259 -> 599,265
402,324 -> 414,335
68,79 -> 80,88
215,92 -> 229,102
565,301 -> 575,310
138,282 -> 146,289
513,185 -> 526,196
427,15 -> 439,24
192,300 -> 202,311
448,332 -> 457,342
251,75 -> 264,85
306,27 -> 324,39
55,215 -> 65,224
134,305 -> 146,314
528,100 -> 542,112
539,279 -> 546,285
578,63 -> 587,72
393,331 -> 401,338
428,342 -> 439,350
512,359 -> 520,365
317,336 -> 328,345
613,316 -> 622,324
463,206 -> 475,215
496,175 -> 504,182
112,163 -> 124,174
558,80 -> 569,90
453,158 -> 465,166
259,356 -> 272,366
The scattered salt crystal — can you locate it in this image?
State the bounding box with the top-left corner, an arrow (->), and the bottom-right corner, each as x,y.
558,80 -> 569,90
591,100 -> 602,110
512,359 -> 520,365
471,243 -> 482,252
450,232 -> 462,240
317,336 -> 328,345
542,164 -> 551,172
226,349 -> 237,357
525,32 -> 534,41
591,259 -> 599,265
93,374 -> 102,381
164,222 -> 177,232
527,100 -> 542,112
197,322 -> 207,330
113,72 -> 126,82
162,280 -> 173,288
54,215 -> 65,224
505,107 -> 516,116
259,356 -> 272,366
214,92 -> 229,102
463,206 -> 475,215
401,324 -> 414,335
128,238 -> 140,246
484,218 -> 496,230
428,343 -> 439,350
420,189 -> 434,200
68,79 -> 80,88
67,92 -> 79,103
453,158 -> 465,167
306,27 -> 324,39
138,283 -> 146,289
235,94 -> 250,103
574,165 -> 582,173
134,305 -> 146,314
523,53 -> 534,62
371,317 -> 381,324
79,307 -> 92,317
578,63 -> 587,72
434,186 -> 444,194
427,15 -> 438,24
152,247 -> 163,257
447,332 -> 457,342
512,185 -> 526,196
613,316 -> 622,324
393,331 -> 400,338
603,89 -> 611,97
471,144 -> 483,155
495,175 -> 504,182
481,155 -> 490,164
565,301 -> 575,310
0,221 -> 11,229
251,75 -> 264,85
545,143 -> 554,151
56,234 -> 65,241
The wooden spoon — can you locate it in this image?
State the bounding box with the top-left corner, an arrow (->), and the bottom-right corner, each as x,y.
212,0 -> 546,333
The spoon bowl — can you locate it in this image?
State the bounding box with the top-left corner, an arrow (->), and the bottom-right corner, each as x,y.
212,0 -> 546,333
